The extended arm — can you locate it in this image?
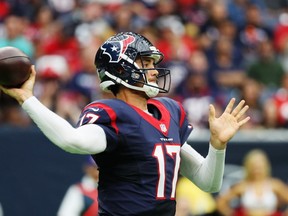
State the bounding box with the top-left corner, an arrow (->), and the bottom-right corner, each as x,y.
0,66 -> 107,154
180,142 -> 225,193
22,96 -> 107,154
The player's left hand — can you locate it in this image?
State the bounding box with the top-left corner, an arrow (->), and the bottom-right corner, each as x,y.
209,98 -> 250,150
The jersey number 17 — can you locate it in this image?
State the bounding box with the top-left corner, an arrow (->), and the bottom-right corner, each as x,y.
153,143 -> 181,200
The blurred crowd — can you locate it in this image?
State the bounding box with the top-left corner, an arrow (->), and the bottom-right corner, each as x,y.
2,0 -> 288,129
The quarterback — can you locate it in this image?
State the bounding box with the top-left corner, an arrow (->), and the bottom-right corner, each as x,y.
0,32 -> 250,216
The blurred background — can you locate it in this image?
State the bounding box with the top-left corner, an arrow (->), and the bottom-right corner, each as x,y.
1,0 -> 288,215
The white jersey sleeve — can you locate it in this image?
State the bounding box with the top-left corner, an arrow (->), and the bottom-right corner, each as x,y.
180,142 -> 226,193
22,96 -> 107,154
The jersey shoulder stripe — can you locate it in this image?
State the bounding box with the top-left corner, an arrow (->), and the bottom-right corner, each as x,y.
78,99 -> 119,134
152,97 -> 188,127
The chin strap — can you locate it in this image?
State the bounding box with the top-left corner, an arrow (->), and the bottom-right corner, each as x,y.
142,81 -> 159,97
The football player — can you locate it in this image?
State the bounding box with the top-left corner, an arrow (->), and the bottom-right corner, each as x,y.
0,32 -> 250,216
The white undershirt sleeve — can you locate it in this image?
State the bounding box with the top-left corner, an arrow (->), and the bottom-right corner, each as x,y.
180,142 -> 226,193
22,96 -> 107,154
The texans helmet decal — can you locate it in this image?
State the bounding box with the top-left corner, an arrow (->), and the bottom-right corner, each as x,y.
101,35 -> 135,63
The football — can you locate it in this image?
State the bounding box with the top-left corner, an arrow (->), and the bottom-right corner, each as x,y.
0,46 -> 32,88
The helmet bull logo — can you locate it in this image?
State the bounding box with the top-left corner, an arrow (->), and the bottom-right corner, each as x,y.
101,35 -> 135,63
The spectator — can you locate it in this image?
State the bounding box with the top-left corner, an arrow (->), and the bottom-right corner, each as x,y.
216,149 -> 288,216
154,0 -> 179,17
73,0 -> 113,47
57,157 -> 99,216
8,0 -> 43,23
273,12 -> 288,54
174,50 -> 210,101
274,12 -> 288,73
179,0 -> 210,37
207,37 -> 246,108
199,3 -> 228,48
0,15 -> 34,58
238,4 -> 273,66
34,54 -> 69,108
155,15 -> 198,93
29,6 -> 56,58
37,20 -> 81,74
226,0 -> 249,29
34,55 -> 82,125
109,3 -> 149,33
238,78 -> 265,129
263,74 -> 288,128
246,39 -> 285,103
0,0 -> 11,22
174,50 -> 213,129
155,15 -> 198,63
47,0 -> 76,17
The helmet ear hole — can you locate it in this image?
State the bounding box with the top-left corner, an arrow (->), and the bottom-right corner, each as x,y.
115,65 -> 125,74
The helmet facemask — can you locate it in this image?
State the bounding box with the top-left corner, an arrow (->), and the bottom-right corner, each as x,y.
129,53 -> 171,97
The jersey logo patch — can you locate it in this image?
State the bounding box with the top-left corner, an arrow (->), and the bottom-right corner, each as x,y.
101,35 -> 135,63
160,123 -> 167,133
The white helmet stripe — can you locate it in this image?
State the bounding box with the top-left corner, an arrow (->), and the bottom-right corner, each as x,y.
120,53 -> 140,69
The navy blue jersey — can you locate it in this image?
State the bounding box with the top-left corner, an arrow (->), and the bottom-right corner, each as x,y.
77,97 -> 193,216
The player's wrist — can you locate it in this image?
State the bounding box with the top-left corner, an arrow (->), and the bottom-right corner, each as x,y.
18,93 -> 34,105
209,136 -> 227,150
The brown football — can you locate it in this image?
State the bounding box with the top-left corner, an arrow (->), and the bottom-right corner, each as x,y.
0,46 -> 31,88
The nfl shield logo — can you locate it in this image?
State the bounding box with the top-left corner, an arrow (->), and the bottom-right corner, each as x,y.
160,123 -> 167,133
